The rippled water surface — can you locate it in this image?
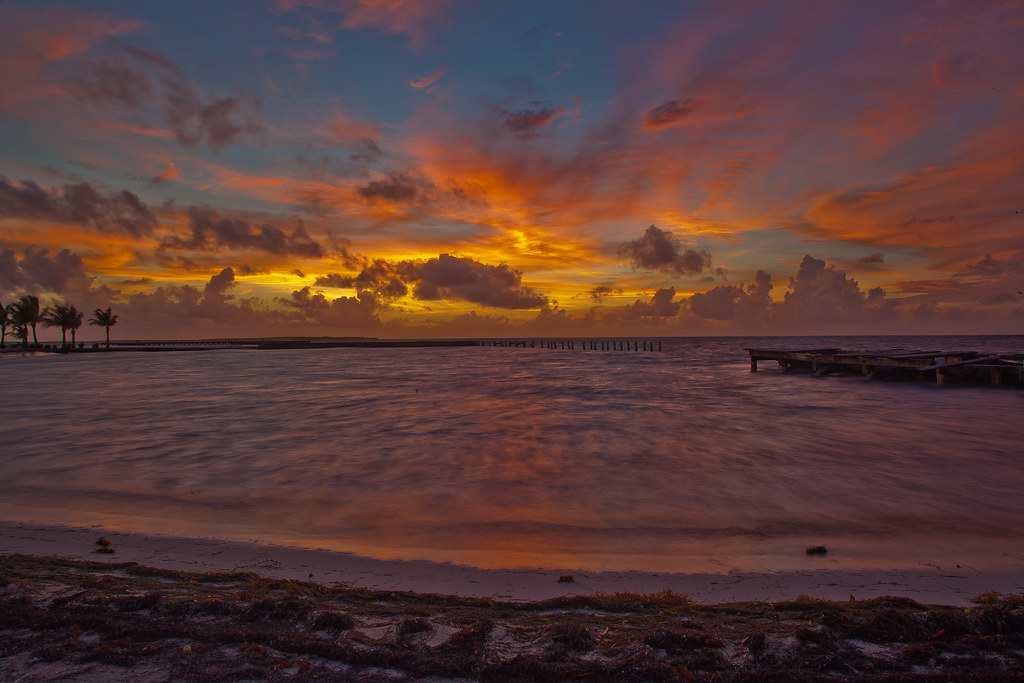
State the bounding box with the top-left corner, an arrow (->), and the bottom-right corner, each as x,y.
3,335 -> 1023,573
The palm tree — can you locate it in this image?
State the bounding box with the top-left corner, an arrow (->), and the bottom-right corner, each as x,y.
69,307 -> 83,347
0,301 -> 7,346
7,296 -> 41,346
42,304 -> 84,349
89,307 -> 119,349
9,321 -> 27,345
42,305 -> 68,348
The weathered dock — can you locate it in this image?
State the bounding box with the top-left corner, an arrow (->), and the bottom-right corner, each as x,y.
747,348 -> 1024,386
480,339 -> 663,352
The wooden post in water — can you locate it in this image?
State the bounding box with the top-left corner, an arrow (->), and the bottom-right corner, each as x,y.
750,356 -> 758,371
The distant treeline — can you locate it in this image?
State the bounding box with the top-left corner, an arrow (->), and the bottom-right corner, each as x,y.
1,295 -> 118,350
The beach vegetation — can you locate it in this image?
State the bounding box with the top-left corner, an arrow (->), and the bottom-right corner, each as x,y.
971,590 -> 1004,606
92,536 -> 115,554
42,303 -> 84,349
0,296 -> 119,350
584,589 -> 697,611
4,554 -> 1024,680
6,295 -> 41,345
89,307 -> 118,348
312,610 -> 355,632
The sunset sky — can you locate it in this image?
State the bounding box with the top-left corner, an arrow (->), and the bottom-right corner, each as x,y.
1,0 -> 1022,339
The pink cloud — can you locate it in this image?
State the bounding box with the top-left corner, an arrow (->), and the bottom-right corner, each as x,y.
276,0 -> 453,50
409,67 -> 446,90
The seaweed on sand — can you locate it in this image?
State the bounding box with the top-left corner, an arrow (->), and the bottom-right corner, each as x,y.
1,554 -> 1023,681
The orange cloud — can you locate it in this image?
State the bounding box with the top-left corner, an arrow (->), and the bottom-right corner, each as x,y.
158,162 -> 180,182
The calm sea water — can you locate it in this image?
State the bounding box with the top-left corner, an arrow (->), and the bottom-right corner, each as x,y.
2,335 -> 1023,574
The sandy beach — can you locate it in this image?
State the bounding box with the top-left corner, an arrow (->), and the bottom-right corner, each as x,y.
3,520 -> 1023,607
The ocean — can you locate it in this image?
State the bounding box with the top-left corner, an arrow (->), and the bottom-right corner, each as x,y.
2,335 -> 1023,575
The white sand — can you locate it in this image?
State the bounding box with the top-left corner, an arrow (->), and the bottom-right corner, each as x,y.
3,521 -> 1021,606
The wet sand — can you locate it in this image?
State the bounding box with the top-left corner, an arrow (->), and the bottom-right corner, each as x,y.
2,521 -> 1022,606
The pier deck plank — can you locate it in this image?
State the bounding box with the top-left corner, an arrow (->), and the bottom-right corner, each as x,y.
747,347 -> 1022,387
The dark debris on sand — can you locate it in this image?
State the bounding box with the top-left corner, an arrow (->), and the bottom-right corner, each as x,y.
1,554 -> 1023,681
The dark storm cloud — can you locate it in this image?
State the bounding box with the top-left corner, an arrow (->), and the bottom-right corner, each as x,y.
588,285 -> 622,300
957,251 -> 1024,277
689,270 -> 773,321
497,107 -> 562,137
856,252 -> 886,269
413,254 -> 547,308
778,255 -> 886,324
0,178 -> 157,236
204,267 -> 237,298
357,173 -> 434,203
314,258 -> 410,300
314,254 -> 547,309
0,247 -> 92,296
164,81 -> 266,151
617,224 -> 711,275
602,288 -> 682,326
642,99 -> 699,129
124,267 -> 267,330
0,249 -> 21,291
313,273 -> 348,288
161,208 -> 325,257
281,287 -> 383,327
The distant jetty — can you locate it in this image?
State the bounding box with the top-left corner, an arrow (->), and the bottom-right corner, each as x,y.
2,337 -> 666,353
748,347 -> 1024,387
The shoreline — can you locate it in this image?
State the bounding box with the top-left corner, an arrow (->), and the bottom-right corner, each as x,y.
3,520 -> 1022,607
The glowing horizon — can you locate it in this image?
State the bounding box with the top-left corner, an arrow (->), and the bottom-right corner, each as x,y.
2,1 -> 1023,340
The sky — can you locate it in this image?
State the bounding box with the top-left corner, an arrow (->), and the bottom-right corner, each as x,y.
1,0 -> 1022,340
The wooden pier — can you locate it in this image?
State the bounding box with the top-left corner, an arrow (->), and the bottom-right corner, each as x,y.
747,348 -> 1024,387
479,339 -> 663,352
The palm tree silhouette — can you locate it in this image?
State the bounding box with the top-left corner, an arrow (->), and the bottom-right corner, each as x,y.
89,307 -> 119,349
42,305 -> 68,348
7,296 -> 41,346
0,301 -> 8,346
69,307 -> 83,347
43,304 -> 84,349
